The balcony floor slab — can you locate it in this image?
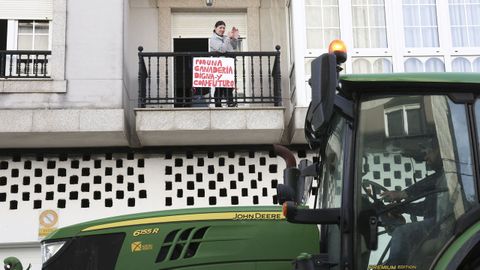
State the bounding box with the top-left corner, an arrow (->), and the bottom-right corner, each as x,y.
135,107 -> 285,146
0,109 -> 128,148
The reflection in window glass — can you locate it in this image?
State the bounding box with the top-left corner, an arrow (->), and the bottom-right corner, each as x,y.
358,96 -> 476,269
352,0 -> 388,48
403,0 -> 439,47
386,110 -> 404,137
305,0 -> 340,49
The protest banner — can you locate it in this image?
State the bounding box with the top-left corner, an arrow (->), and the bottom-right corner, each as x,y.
192,57 -> 235,88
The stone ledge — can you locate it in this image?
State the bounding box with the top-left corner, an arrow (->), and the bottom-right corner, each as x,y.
0,80 -> 67,93
289,106 -> 308,144
135,107 -> 285,146
0,109 -> 128,148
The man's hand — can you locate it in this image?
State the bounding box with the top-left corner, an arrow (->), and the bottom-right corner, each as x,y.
380,190 -> 407,203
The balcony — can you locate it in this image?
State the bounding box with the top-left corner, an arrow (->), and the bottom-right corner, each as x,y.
135,46 -> 286,146
0,50 -> 66,93
0,50 -> 51,79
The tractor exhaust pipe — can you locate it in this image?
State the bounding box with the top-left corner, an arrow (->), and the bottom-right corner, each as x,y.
273,144 -> 297,168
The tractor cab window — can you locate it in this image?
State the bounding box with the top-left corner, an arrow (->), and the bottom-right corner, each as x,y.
316,114 -> 347,270
356,95 -> 477,270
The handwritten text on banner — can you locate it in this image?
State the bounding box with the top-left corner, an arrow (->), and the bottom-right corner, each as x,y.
192,57 -> 235,88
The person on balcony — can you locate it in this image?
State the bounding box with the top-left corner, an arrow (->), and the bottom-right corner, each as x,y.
209,20 -> 239,107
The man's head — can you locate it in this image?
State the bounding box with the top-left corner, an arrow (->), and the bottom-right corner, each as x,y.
214,21 -> 226,36
407,144 -> 442,171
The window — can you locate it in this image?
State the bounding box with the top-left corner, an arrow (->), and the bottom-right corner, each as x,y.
403,0 -> 439,47
404,57 -> 445,72
358,95 -> 476,269
384,103 -> 425,137
449,0 -> 480,47
316,114 -> 346,270
452,56 -> 480,72
352,57 -> 393,73
305,0 -> 340,49
17,20 -> 50,50
352,0 -> 388,48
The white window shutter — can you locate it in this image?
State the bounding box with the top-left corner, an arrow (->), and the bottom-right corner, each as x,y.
0,0 -> 53,20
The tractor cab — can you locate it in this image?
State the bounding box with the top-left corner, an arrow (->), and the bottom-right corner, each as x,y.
278,40 -> 480,270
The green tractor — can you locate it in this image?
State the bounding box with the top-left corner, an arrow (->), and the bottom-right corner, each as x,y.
42,39 -> 480,270
278,40 -> 480,270
40,206 -> 319,270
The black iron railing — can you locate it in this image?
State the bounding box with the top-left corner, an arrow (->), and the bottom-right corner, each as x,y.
137,46 -> 282,108
0,50 -> 51,78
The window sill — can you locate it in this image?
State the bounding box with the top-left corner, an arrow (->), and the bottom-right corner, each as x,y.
0,79 -> 67,93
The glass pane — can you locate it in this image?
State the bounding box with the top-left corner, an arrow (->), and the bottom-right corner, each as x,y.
425,58 -> 445,72
373,58 -> 393,73
406,108 -> 422,135
452,57 -> 472,72
451,27 -> 469,46
323,0 -> 338,5
422,27 -> 439,47
306,7 -> 323,27
405,28 -> 423,47
18,21 -> 33,34
324,7 -> 340,27
403,5 -> 420,26
35,21 -> 49,34
353,58 -> 372,73
352,0 -> 368,5
317,115 -> 346,270
353,6 -> 369,27
17,35 -> 33,50
466,4 -> 480,25
354,28 -> 369,48
405,58 -> 423,72
370,6 -> 386,26
306,29 -> 324,49
324,29 -> 341,44
358,96 -> 476,269
371,28 -> 388,48
387,110 -> 405,137
319,115 -> 346,209
304,0 -> 319,5
473,58 -> 480,72
468,27 -> 480,46
420,5 -> 438,26
449,5 -> 465,26
34,35 -> 49,50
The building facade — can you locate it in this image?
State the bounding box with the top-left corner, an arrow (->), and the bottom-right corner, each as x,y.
0,0 -> 479,268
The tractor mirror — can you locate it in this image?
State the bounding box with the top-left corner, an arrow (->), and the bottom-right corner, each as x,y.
305,53 -> 337,147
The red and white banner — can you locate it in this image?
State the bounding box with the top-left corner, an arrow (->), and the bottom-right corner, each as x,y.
192,57 -> 235,88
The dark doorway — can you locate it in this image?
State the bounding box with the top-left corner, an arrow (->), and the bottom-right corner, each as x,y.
173,38 -> 209,107
0,20 -> 7,76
